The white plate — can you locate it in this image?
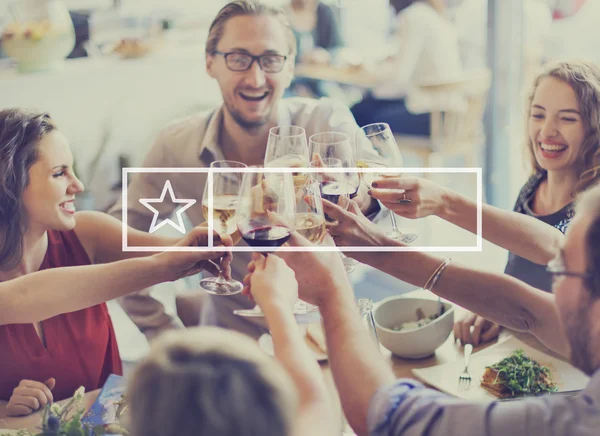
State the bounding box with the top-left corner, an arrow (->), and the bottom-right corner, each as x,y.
259,333 -> 328,362
411,336 -> 589,401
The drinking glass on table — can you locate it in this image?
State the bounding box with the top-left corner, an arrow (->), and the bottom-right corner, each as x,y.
309,158 -> 358,274
356,122 -> 418,244
198,160 -> 246,295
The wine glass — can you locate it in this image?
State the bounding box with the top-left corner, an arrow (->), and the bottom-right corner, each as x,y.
264,125 -> 309,169
308,131 -> 360,199
356,123 -> 418,244
233,169 -> 297,317
293,178 -> 325,314
309,159 -> 357,274
199,160 -> 246,296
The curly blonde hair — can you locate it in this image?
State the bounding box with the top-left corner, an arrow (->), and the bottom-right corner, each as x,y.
525,60 -> 600,195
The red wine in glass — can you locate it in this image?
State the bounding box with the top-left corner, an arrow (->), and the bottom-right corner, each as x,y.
241,225 -> 292,248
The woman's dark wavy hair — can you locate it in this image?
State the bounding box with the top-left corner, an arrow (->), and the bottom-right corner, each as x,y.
0,109 -> 55,271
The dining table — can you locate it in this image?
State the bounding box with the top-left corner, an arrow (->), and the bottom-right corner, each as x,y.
0,289 -> 558,435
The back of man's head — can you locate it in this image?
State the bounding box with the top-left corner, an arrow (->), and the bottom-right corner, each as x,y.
127,327 -> 297,436
576,184 -> 600,295
205,0 -> 296,56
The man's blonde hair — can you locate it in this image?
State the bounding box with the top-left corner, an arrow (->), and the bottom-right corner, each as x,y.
127,327 -> 298,436
205,0 -> 297,56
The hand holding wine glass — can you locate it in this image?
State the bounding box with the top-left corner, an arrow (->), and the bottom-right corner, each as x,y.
234,170 -> 297,317
356,122 -> 418,244
198,160 -> 246,295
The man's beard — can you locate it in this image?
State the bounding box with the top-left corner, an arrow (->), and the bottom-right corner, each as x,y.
225,100 -> 273,131
566,293 -> 597,376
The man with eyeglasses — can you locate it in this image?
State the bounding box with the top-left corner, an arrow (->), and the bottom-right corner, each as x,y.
264,184 -> 600,435
109,0 -> 379,338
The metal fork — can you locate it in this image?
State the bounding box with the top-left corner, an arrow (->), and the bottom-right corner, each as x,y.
459,344 -> 474,384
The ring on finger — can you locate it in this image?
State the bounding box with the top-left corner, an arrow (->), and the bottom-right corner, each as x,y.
397,192 -> 412,205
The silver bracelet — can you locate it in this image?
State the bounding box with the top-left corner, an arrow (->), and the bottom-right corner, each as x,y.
423,258 -> 452,292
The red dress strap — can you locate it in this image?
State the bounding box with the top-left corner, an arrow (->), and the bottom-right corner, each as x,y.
0,230 -> 122,401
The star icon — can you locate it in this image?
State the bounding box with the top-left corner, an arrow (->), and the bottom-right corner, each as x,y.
139,180 -> 197,234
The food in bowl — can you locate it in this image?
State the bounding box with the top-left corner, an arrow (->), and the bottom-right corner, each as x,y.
374,297 -> 454,359
391,307 -> 442,332
481,349 -> 557,398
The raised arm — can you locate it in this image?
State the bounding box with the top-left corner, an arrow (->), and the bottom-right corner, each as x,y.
323,200 -> 569,357
243,254 -> 338,436
0,228 -> 230,325
276,236 -> 396,436
370,177 -> 564,265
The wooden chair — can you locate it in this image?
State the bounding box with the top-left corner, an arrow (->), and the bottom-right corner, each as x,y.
395,69 -> 492,169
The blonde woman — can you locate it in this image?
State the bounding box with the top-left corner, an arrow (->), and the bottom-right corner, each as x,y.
128,255 -> 336,436
366,60 -> 600,344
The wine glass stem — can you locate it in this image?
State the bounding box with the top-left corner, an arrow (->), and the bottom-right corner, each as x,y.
389,211 -> 400,234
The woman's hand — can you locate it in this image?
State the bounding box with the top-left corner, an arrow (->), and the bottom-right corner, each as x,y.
453,311 -> 502,345
6,378 -> 55,417
243,254 -> 298,312
321,198 -> 388,248
157,227 -> 233,281
369,177 -> 447,219
275,233 -> 353,308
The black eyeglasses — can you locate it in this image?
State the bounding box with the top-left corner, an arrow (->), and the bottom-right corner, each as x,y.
546,255 -> 592,280
212,51 -> 287,73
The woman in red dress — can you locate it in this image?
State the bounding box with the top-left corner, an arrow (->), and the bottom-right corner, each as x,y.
0,109 -> 232,416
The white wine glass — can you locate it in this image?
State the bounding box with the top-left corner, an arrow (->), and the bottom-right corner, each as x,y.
199,160 -> 246,295
264,125 -> 309,169
356,122 -> 418,244
293,178 -> 326,314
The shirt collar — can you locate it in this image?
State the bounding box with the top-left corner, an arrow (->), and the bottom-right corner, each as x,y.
198,101 -> 294,163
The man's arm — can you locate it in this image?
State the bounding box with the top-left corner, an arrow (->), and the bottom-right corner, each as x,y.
263,302 -> 338,436
366,381 -> 576,436
353,245 -> 568,357
319,280 -> 396,436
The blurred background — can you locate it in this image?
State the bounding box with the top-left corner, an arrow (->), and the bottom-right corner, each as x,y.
1,0 -> 597,355
0,0 -> 597,212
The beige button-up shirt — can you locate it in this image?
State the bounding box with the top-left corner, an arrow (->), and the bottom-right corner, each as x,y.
109,97 -> 363,337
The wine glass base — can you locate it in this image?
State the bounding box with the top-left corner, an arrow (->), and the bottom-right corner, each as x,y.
342,258 -> 357,274
199,278 -> 243,296
386,230 -> 419,244
234,300 -> 319,318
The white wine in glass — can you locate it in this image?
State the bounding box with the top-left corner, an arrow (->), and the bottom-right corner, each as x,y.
199,160 -> 246,296
356,123 -> 417,243
264,125 -> 310,189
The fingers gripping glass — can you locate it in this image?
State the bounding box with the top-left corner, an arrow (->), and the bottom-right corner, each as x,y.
199,161 -> 246,296
213,51 -> 287,73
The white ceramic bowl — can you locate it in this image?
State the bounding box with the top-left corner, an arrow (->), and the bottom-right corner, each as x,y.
374,296 -> 454,359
